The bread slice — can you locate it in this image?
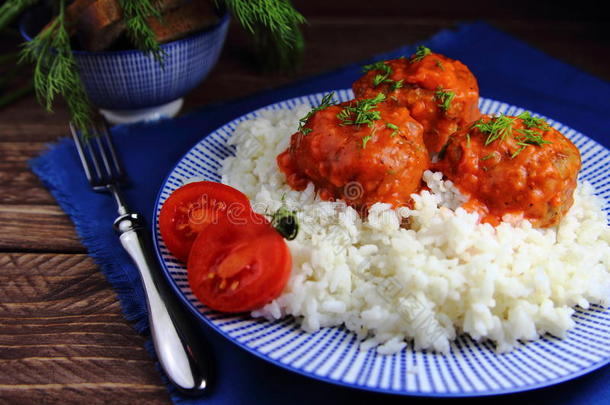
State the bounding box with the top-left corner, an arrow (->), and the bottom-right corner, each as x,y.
147,0 -> 219,44
41,0 -> 218,52
78,0 -> 188,51
42,0 -> 96,36
75,0 -> 125,51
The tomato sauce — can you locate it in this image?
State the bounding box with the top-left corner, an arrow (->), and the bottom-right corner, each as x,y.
433,115 -> 581,227
277,101 -> 429,212
353,53 -> 480,154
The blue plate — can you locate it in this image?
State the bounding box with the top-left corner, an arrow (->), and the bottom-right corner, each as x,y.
153,90 -> 610,397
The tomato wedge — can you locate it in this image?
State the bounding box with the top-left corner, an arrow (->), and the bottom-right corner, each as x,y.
187,213 -> 292,313
159,181 -> 251,262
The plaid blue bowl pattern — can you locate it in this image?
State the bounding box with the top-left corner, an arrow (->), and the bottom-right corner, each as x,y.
72,14 -> 229,110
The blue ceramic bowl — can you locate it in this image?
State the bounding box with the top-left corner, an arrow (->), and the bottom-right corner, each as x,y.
20,8 -> 229,116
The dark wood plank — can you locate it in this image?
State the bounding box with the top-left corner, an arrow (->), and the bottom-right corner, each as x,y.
0,140 -> 59,205
0,206 -> 83,252
1,385 -> 168,405
0,253 -> 169,404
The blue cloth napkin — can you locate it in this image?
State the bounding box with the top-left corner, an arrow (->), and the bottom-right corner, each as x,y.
31,22 -> 610,404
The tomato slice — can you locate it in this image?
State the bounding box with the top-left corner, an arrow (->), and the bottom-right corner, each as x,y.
187,213 -> 292,313
159,181 -> 251,262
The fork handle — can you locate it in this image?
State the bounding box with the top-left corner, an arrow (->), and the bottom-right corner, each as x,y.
114,213 -> 210,395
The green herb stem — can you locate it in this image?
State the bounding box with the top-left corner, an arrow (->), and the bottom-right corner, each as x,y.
20,0 -> 94,132
119,0 -> 165,63
435,87 -> 455,112
298,91 -> 336,133
222,0 -> 306,71
337,93 -> 386,127
411,45 -> 431,62
473,113 -> 552,158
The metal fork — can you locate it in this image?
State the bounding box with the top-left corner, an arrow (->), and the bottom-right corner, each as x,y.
70,121 -> 211,395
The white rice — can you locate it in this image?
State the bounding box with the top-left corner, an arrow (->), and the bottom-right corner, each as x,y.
219,106 -> 610,354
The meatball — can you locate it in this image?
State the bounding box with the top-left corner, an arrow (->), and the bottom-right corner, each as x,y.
352,47 -> 481,154
433,113 -> 581,227
277,94 -> 429,212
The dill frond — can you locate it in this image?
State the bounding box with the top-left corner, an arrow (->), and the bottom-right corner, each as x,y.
118,0 -> 165,63
221,0 -> 306,71
298,91 -> 336,133
20,0 -> 93,132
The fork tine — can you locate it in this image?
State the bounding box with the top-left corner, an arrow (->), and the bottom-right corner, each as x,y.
94,127 -> 114,180
83,127 -> 104,186
70,122 -> 96,185
98,122 -> 124,179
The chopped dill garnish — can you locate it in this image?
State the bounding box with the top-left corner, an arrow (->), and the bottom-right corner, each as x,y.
473,113 -> 553,158
517,133 -> 551,146
337,93 -> 386,127
511,146 -> 526,159
474,115 -> 515,146
363,60 -> 403,89
373,64 -> 392,86
361,135 -> 372,149
391,79 -> 404,91
298,91 -> 336,134
434,87 -> 455,112
435,59 -> 445,70
481,153 -> 495,161
362,61 -> 387,73
411,45 -> 431,62
386,122 -> 400,136
511,111 -> 551,156
518,111 -> 549,130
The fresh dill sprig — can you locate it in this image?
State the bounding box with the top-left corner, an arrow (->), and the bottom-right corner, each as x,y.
337,93 -> 386,127
119,0 -> 165,62
473,113 -> 552,158
390,79 -> 404,91
517,111 -> 549,131
362,60 -> 404,90
8,0 -> 307,126
16,0 -> 163,132
434,87 -> 455,112
474,115 -> 515,146
20,0 -> 93,133
222,0 -> 306,71
372,64 -> 392,86
411,45 -> 431,63
297,92 -> 336,134
363,61 -> 387,73
435,59 -> 444,71
512,112 -> 551,157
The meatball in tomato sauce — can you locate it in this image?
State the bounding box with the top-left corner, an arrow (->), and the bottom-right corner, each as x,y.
277,93 -> 429,212
433,112 -> 581,228
353,46 -> 480,154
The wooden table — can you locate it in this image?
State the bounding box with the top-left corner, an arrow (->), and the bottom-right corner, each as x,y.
1,2 -> 609,403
